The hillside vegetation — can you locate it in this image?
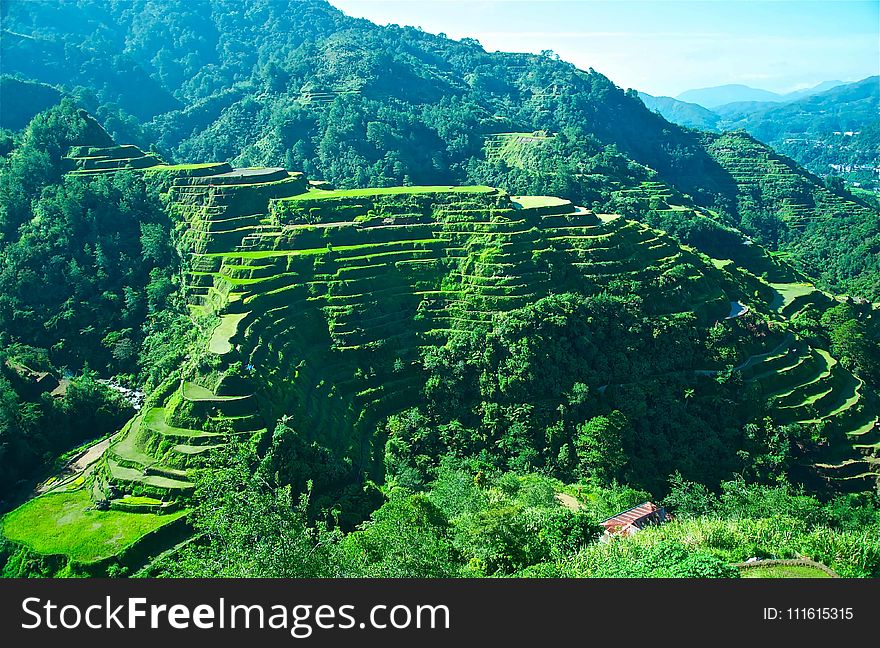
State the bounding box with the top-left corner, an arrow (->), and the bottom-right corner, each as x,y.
3,1 -> 878,301
639,77 -> 880,188
0,3 -> 879,579
1,105 -> 878,576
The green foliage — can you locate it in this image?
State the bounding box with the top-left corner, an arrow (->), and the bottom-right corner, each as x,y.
820,302 -> 880,386
703,132 -> 880,301
574,412 -> 629,483
0,360 -> 133,494
1,1 -> 878,580
0,105 -> 177,374
259,421 -> 383,528
345,464 -> 603,577
553,539 -> 740,578
340,492 -> 461,577
388,292 -> 751,492
1,488 -> 187,568
156,446 -> 341,577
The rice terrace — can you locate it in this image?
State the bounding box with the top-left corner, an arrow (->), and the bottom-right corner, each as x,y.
0,0 -> 878,582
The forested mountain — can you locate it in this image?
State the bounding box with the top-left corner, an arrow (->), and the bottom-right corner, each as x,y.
637,92 -> 721,131
3,0 -> 876,303
0,1 -> 879,579
720,77 -> 878,135
1,0 -> 728,202
725,77 -> 880,184
0,77 -> 62,131
638,77 -> 880,186
1,102 -> 878,578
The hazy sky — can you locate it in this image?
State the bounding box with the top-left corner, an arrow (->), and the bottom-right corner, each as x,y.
328,0 -> 879,97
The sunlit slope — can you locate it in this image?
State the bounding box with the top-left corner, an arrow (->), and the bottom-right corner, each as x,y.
3,148 -> 877,573
702,131 -> 880,299
177,179 -> 740,468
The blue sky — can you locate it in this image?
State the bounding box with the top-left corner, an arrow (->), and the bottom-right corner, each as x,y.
328,0 -> 879,97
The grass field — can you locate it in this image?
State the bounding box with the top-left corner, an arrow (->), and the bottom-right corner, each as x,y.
739,564 -> 833,578
510,195 -> 570,209
145,163 -> 223,172
768,282 -> 817,312
281,185 -> 496,201
208,312 -> 248,355
118,496 -> 164,506
1,489 -> 188,563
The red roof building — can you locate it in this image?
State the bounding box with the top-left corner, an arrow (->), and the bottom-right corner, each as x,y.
600,502 -> 671,537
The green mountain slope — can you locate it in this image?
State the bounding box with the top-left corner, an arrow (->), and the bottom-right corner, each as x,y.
637,92 -> 721,131
3,0 -> 878,302
725,77 -> 879,144
702,131 -> 880,300
2,118 -> 877,575
639,78 -> 879,184
0,76 -> 63,131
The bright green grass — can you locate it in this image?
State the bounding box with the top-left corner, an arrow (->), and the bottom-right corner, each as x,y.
110,422 -> 156,467
1,489 -> 188,563
740,564 -> 832,578
142,407 -> 219,439
280,185 -> 496,201
768,282 -> 817,312
144,162 -> 227,172
106,458 -> 193,490
201,239 -> 441,260
510,195 -> 570,209
119,496 -> 163,506
208,312 -> 248,355
182,381 -> 249,401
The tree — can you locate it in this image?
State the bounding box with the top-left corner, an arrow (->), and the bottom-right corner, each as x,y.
160,445 -> 341,578
574,411 -> 629,483
340,492 -> 461,577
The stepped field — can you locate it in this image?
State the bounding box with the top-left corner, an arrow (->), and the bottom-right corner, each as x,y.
484,131 -> 554,164
703,132 -> 878,234
2,143 -> 877,574
702,131 -> 880,300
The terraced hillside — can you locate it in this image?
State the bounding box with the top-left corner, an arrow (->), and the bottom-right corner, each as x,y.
184,184 -> 738,466
484,131 -> 554,164
3,146 -> 878,574
132,162 -> 880,489
741,334 -> 880,488
62,142 -> 237,179
705,133 -> 875,233
703,131 -> 880,300
62,144 -> 164,174
613,175 -> 880,487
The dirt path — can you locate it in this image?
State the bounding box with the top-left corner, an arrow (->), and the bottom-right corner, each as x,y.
555,492 -> 585,512
35,434 -> 117,495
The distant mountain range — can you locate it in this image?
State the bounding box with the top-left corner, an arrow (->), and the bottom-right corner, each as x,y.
675,80 -> 845,109
638,77 -> 879,179
639,78 -> 874,132
637,92 -> 722,131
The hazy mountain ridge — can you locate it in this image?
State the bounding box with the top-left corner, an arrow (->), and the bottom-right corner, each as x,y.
638,77 -> 879,184
675,80 -> 846,109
